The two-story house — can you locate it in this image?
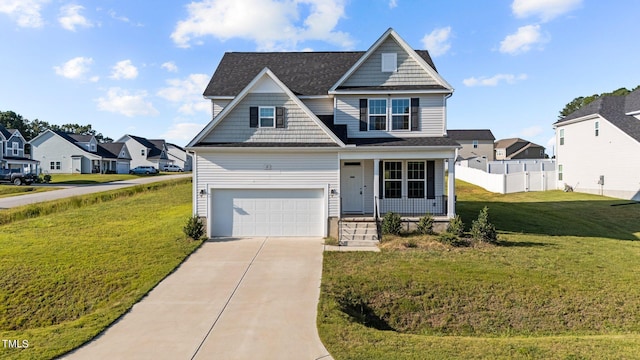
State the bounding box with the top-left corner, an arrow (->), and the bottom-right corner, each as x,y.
494,138 -> 545,160
187,28 -> 459,239
0,124 -> 38,172
30,130 -> 131,174
448,129 -> 496,161
554,88 -> 640,200
116,135 -> 170,170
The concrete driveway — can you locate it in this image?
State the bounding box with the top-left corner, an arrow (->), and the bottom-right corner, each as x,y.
61,237 -> 333,360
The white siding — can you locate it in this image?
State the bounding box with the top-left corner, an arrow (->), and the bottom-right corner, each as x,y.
342,37 -> 438,87
30,132 -> 96,174
556,117 -> 640,200
301,98 -> 334,115
194,151 -> 340,218
212,99 -> 231,118
203,93 -> 336,144
335,94 -> 446,138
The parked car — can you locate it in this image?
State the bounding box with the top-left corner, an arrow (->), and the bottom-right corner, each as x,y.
162,164 -> 183,172
0,169 -> 35,185
129,166 -> 158,175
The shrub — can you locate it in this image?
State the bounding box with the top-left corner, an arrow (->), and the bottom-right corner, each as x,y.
381,212 -> 402,235
416,213 -> 434,235
447,215 -> 465,237
43,174 -> 52,183
438,231 -> 459,245
183,215 -> 205,240
471,206 -> 498,243
404,238 -> 418,248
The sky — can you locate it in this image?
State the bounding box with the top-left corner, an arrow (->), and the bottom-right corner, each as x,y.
1,0 -> 639,152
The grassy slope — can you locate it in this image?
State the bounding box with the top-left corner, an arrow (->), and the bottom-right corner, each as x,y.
48,174 -> 143,184
0,186 -> 58,198
0,180 -> 201,360
319,180 -> 640,359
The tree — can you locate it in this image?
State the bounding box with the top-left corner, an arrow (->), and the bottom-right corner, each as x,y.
0,111 -> 33,139
0,110 -> 113,142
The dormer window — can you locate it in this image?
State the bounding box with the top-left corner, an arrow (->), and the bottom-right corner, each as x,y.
259,107 -> 275,128
381,53 -> 397,72
91,143 -> 96,151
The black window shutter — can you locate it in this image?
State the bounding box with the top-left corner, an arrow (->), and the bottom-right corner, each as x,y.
411,98 -> 419,131
359,99 -> 368,131
378,160 -> 384,199
275,107 -> 285,128
249,107 -> 258,128
427,160 -> 435,199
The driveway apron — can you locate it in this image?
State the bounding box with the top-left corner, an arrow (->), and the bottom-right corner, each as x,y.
62,237 -> 332,360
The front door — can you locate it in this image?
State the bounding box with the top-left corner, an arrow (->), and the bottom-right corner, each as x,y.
341,162 -> 363,213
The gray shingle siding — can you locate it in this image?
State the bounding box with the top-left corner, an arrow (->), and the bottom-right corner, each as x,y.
203,93 -> 335,144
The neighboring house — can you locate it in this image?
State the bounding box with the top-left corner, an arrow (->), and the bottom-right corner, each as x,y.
494,138 -> 545,160
30,130 -> 131,174
0,125 -> 38,172
554,88 -> 640,200
167,143 -> 192,171
186,28 -> 459,239
116,135 -> 170,170
448,129 -> 495,161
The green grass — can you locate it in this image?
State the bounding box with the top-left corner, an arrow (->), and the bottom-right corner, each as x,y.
0,185 -> 59,198
0,179 -> 202,360
48,173 -> 148,184
319,180 -> 640,359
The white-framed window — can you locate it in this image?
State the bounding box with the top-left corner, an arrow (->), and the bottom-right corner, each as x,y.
12,142 -> 18,155
595,121 -> 599,137
259,106 -> 275,128
50,161 -> 60,170
91,143 -> 96,151
407,161 -> 425,198
384,161 -> 402,198
391,99 -> 410,130
473,140 -> 479,149
141,149 -> 145,156
558,164 -> 563,181
381,53 -> 397,72
559,129 -> 565,145
368,99 -> 387,131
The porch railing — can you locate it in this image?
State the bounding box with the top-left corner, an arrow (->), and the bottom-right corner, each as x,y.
379,196 -> 448,217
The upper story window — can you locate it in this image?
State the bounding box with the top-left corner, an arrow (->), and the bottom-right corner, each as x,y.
391,99 -> 410,130
559,129 -> 565,145
12,142 -> 19,155
595,121 -> 599,136
381,53 -> 397,72
259,107 -> 275,128
369,99 -> 387,131
473,140 -> 479,148
141,149 -> 145,156
90,143 -> 96,151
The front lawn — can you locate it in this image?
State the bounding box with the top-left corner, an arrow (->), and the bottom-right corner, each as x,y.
0,179 -> 202,360
319,180 -> 640,359
47,173 -> 145,184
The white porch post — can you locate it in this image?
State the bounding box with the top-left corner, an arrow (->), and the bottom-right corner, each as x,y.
373,158 -> 380,217
447,157 -> 456,218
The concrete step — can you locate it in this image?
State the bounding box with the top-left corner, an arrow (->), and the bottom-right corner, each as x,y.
339,220 -> 380,243
339,239 -> 380,247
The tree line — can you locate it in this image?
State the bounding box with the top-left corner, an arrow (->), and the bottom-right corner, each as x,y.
559,85 -> 640,119
0,110 -> 113,142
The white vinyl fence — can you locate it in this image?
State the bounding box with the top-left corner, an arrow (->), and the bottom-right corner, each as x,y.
456,163 -> 556,194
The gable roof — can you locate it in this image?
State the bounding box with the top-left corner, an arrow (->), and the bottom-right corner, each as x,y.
448,129 -> 495,141
329,28 -> 453,93
495,138 -> 543,149
556,90 -> 640,143
97,142 -> 130,160
189,67 -> 346,148
121,135 -> 167,158
203,30 -> 445,98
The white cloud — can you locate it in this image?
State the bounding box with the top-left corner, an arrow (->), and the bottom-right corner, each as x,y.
161,61 -> 178,73
96,87 -> 159,117
53,56 -> 97,81
463,73 -> 528,87
388,0 -> 398,9
421,26 -> 452,57
58,4 -> 93,31
0,0 -> 49,28
157,74 -> 210,115
110,60 -> 138,80
512,0 -> 582,22
499,24 -> 546,54
161,121 -> 207,143
170,0 -> 353,51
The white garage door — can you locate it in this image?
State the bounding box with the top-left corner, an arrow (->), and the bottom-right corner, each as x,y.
116,162 -> 129,174
211,189 -> 324,237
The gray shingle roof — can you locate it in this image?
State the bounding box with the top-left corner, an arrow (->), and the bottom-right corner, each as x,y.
447,129 -> 495,141
556,90 -> 640,143
203,50 -> 439,97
